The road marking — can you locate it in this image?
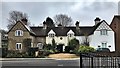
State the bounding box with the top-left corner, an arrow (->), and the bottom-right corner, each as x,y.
58,64 -> 63,66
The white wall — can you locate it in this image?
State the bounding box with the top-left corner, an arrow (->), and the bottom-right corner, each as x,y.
76,36 -> 86,44
46,36 -> 75,51
89,31 -> 115,52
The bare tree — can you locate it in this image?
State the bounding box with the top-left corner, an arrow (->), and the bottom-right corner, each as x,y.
7,10 -> 29,30
82,33 -> 90,46
54,14 -> 72,26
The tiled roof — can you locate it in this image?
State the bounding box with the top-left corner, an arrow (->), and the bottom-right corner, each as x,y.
30,26 -> 95,36
8,19 -> 105,37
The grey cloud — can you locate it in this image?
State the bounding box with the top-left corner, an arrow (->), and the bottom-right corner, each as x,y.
118,2 -> 120,14
82,2 -> 117,11
1,2 -> 118,30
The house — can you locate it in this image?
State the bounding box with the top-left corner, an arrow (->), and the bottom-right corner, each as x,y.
46,18 -> 115,52
110,15 -> 120,55
0,29 -> 8,57
0,30 -> 1,48
0,29 -> 8,48
7,17 -> 115,53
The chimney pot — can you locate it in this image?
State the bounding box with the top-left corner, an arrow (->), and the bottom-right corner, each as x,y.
94,17 -> 101,25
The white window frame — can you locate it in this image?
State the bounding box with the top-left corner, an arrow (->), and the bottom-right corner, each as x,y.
15,30 -> 23,36
48,34 -> 55,37
100,29 -> 107,35
37,43 -> 43,49
67,33 -> 74,37
16,43 -> 22,50
101,42 -> 107,48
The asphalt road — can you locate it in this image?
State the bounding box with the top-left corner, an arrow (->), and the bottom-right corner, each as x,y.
1,59 -> 80,68
1,57 -> 119,68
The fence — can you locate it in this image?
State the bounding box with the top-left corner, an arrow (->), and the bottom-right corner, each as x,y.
80,53 -> 120,68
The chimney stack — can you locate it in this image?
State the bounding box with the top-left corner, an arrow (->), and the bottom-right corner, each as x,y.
43,21 -> 47,29
75,21 -> 80,29
94,17 -> 101,25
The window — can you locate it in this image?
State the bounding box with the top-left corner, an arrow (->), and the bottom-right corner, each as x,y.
48,34 -> 55,37
15,30 -> 23,36
3,34 -> 8,39
100,29 -> 107,35
37,43 -> 43,49
16,43 -> 22,50
31,43 -> 33,47
102,42 -> 107,48
67,34 -> 74,37
60,37 -> 63,40
67,30 -> 74,37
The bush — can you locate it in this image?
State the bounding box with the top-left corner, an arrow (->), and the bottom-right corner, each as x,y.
6,50 -> 31,58
78,45 -> 95,53
1,48 -> 8,58
68,38 -> 79,51
37,50 -> 56,58
65,46 -> 70,53
44,44 -> 52,50
72,45 -> 95,55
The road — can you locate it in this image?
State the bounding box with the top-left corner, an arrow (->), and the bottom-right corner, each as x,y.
0,59 -> 80,68
1,57 -> 119,68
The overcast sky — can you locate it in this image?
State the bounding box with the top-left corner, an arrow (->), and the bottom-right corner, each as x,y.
0,0 -> 119,30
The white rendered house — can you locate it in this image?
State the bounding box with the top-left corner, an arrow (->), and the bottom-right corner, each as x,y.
89,20 -> 115,52
46,18 -> 115,52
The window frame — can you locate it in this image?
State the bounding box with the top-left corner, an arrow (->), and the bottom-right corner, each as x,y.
37,43 -> 43,49
67,33 -> 74,37
15,30 -> 23,36
100,29 -> 108,35
101,42 -> 107,48
48,34 -> 55,37
16,43 -> 22,50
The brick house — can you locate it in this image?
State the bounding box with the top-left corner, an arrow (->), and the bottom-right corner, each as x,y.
110,15 -> 120,56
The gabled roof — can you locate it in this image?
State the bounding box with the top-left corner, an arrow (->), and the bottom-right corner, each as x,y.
92,20 -> 112,31
67,29 -> 74,34
7,21 -> 35,35
48,29 -> 55,35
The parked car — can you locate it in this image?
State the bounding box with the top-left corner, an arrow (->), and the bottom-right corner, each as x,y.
96,48 -> 110,52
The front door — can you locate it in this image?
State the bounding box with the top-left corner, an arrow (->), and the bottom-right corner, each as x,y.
57,44 -> 64,53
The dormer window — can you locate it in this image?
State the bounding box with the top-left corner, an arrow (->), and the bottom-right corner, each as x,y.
48,30 -> 55,37
48,34 -> 55,37
67,34 -> 74,37
100,29 -> 107,35
15,30 -> 23,36
67,30 -> 74,37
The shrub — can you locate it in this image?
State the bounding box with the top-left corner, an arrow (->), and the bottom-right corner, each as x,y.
65,46 -> 71,53
37,49 -> 56,58
68,38 -> 79,51
6,50 -> 31,58
1,48 -> 8,58
78,45 -> 95,53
